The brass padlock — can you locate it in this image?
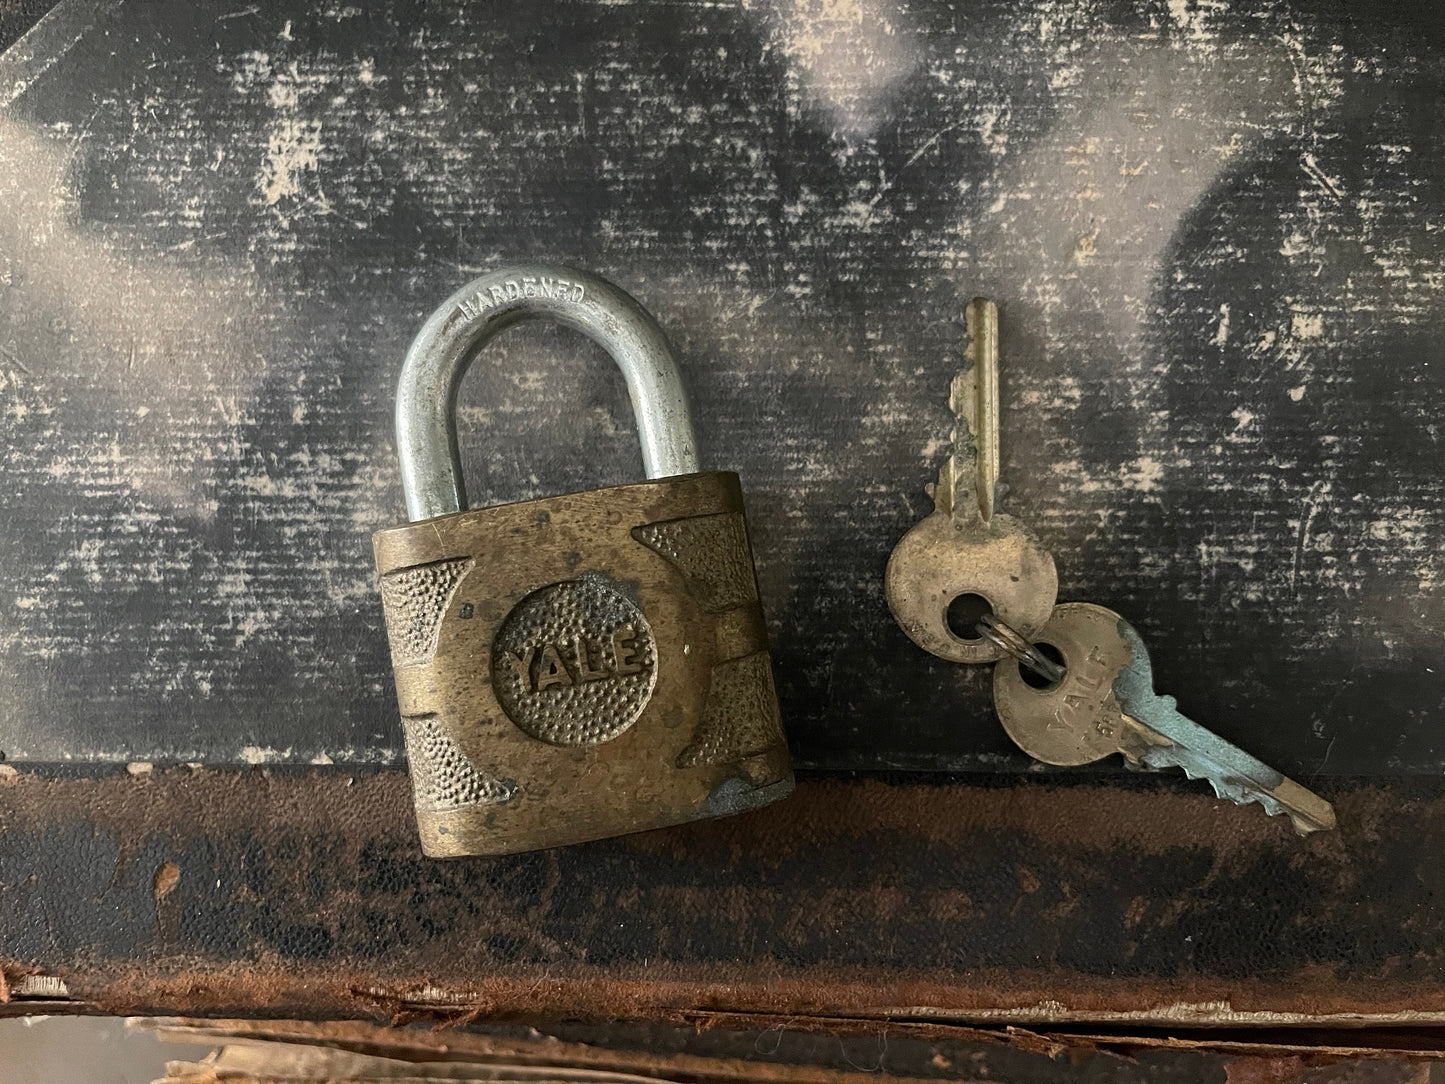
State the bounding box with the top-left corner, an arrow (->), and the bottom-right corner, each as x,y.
373,265 -> 794,857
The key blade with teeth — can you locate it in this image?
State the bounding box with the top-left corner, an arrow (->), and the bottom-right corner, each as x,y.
885,298 -> 1058,664
1112,622 -> 1336,835
936,298 -> 1000,523
992,602 -> 1337,836
1127,738 -> 1335,834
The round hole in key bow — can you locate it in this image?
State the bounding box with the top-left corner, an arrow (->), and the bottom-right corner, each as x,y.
945,593 -> 994,641
1019,642 -> 1067,689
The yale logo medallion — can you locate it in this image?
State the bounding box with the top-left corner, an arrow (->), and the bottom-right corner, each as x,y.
489,576 -> 658,746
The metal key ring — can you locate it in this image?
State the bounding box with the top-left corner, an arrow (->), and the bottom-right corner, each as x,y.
977,613 -> 1066,685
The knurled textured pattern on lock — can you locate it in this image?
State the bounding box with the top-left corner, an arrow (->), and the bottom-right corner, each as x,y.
677,651 -> 786,768
403,714 -> 514,812
489,574 -> 658,746
378,557 -> 474,666
632,512 -> 757,614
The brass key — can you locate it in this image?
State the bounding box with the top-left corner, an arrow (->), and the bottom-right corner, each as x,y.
885,299 -> 1058,663
992,603 -> 1336,835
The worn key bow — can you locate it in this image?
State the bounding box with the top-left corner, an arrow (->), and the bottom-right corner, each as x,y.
992,603 -> 1337,835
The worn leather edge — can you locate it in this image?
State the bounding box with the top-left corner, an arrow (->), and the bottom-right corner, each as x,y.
1,768 -> 1440,1025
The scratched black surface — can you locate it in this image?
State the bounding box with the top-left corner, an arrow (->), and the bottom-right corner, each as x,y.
0,0 -> 1440,774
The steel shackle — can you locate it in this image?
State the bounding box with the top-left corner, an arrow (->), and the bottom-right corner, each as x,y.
395,264 -> 701,522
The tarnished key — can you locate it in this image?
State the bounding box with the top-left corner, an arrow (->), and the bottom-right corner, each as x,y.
885,299 -> 1058,663
992,603 -> 1336,835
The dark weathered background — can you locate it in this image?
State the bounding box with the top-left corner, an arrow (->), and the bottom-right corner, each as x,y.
1,0 -> 1440,773
3,0 -> 1445,1051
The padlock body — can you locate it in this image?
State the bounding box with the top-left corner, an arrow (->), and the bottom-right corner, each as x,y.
373,472 -> 792,857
